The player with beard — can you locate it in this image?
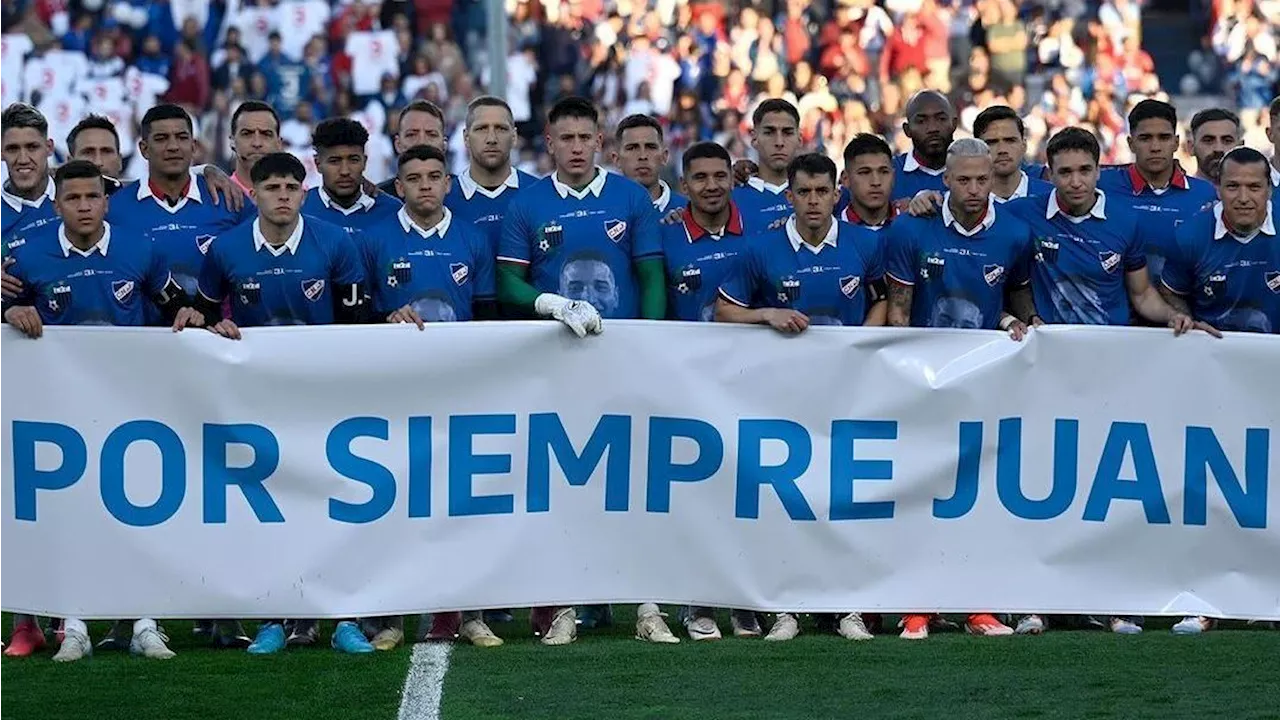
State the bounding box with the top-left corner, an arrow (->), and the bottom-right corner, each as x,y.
973,106 -> 1053,203
226,101 -> 283,194
892,91 -> 957,202
1187,108 -> 1243,185
378,101 -> 448,200
840,134 -> 898,230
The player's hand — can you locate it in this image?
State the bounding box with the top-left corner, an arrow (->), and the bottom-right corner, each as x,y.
1006,319 -> 1028,341
534,293 -> 603,338
762,308 -> 809,334
1029,314 -> 1045,328
1168,312 -> 1196,336
210,318 -> 242,340
659,208 -> 683,225
907,190 -> 944,217
4,305 -> 42,338
171,306 -> 206,332
388,304 -> 425,330
362,176 -> 381,197
1192,319 -> 1222,338
732,159 -> 758,186
2,257 -> 23,299
202,165 -> 245,211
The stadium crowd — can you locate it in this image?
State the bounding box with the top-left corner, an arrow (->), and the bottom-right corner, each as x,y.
2,0 -> 1279,664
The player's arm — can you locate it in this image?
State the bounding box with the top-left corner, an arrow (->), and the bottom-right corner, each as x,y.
331,233 -> 368,324
1125,268 -> 1197,335
199,165 -> 246,211
1157,283 -> 1191,315
1155,228 -> 1221,337
0,252 -> 41,338
184,239 -> 230,329
1007,285 -> 1040,325
714,248 -> 809,333
632,201 -> 667,320
883,224 -> 915,327
497,199 -> 601,337
862,237 -> 889,326
885,278 -> 913,327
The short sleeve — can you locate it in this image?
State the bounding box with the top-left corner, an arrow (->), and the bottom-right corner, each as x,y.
862,232 -> 886,283
1009,226 -> 1034,286
1160,223 -> 1196,296
1123,216 -> 1149,272
631,193 -> 663,260
497,195 -> 532,265
717,242 -> 757,307
142,235 -> 174,298
884,222 -> 917,285
196,237 -> 227,302
471,231 -> 496,300
330,231 -> 365,286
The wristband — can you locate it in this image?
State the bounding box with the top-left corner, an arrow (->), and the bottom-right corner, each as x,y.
999,315 -> 1018,331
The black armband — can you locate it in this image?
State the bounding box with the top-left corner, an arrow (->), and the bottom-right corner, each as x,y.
151,278 -> 194,324
333,282 -> 366,324
473,298 -> 499,321
866,277 -> 888,304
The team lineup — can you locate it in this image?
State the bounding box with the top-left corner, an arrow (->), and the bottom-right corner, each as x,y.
2,89 -> 1279,660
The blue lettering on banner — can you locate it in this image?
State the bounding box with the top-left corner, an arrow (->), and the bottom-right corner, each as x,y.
996,418 -> 1078,521
735,419 -> 816,521
12,421 -> 88,521
1183,427 -> 1268,529
526,413 -> 631,513
202,424 -> 284,523
100,420 -> 186,527
829,420 -> 897,521
407,416 -> 433,518
934,421 -> 982,519
1083,422 -> 1170,524
646,417 -> 724,513
327,417 -> 396,524
449,414 -> 516,517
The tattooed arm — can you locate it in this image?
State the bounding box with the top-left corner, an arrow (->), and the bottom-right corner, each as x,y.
886,278 -> 913,327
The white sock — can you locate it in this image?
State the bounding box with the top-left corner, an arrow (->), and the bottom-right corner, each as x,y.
132,618 -> 157,637
637,603 -> 660,617
64,618 -> 88,636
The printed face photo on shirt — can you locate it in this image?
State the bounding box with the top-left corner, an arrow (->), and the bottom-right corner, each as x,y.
560,253 -> 618,315
1049,277 -> 1107,325
412,293 -> 458,323
1216,307 -> 1272,333
931,295 -> 983,329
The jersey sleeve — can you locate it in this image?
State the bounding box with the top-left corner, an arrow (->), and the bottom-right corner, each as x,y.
235,195 -> 258,225
717,241 -> 757,307
1009,224 -> 1034,286
1123,215 -> 1150,272
1160,222 -> 1196,295
631,191 -> 663,261
142,235 -> 175,298
862,233 -> 886,282
471,231 -> 496,300
497,194 -> 532,265
884,222 -> 917,285
330,230 -> 365,286
196,237 -> 228,302
2,236 -> 34,307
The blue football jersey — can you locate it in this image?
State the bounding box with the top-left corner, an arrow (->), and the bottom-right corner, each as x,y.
892,152 -> 948,202
1097,164 -> 1217,281
197,215 -> 364,327
363,207 -> 495,321
993,171 -> 1054,204
499,168 -> 662,319
301,188 -> 402,235
1005,191 -> 1150,326
2,179 -> 59,245
661,203 -> 750,322
107,175 -> 258,299
444,168 -> 540,257
1161,203 -> 1279,333
718,217 -> 885,327
3,221 -> 172,326
886,200 -> 1033,330
653,180 -> 688,214
731,177 -> 792,229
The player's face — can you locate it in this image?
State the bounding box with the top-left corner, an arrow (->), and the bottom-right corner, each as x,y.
979,119 -> 1026,179
902,97 -> 957,158
1217,160 -> 1271,233
396,111 -> 445,154
1190,120 -> 1241,181
71,128 -> 122,179
232,111 -> 281,170
465,105 -> 515,172
139,118 -> 195,177
53,177 -> 108,237
396,158 -> 450,217
615,126 -> 668,189
319,144 -> 367,200
1127,118 -> 1177,178
845,152 -> 893,212
1,127 -> 52,195
786,170 -> 838,231
547,117 -> 602,177
682,157 -> 732,216
1047,149 -> 1099,209
751,112 -> 801,175
944,155 -> 993,214
253,174 -> 305,226
561,259 -> 618,315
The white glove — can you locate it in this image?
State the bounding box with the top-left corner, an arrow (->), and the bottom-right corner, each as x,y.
534,293 -> 604,338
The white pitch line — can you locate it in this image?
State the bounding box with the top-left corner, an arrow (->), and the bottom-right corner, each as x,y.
397,643 -> 453,720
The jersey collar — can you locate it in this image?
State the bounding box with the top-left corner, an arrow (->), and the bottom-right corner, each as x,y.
1212,200 -> 1276,244
653,180 -> 676,212
746,176 -> 788,194
138,173 -> 202,213
993,171 -> 1031,203
941,193 -> 997,237
59,221 -> 112,257
318,186 -> 376,215
551,166 -> 608,200
903,151 -> 945,176
1126,162 -> 1189,193
399,205 -> 453,239
785,215 -> 837,254
682,202 -> 744,241
458,167 -> 520,200
841,203 -> 896,229
2,177 -> 55,212
1046,189 -> 1107,223
1270,163 -> 1279,189
253,216 -> 305,256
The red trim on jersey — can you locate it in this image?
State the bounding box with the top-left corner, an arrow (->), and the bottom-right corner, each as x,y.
843,203 -> 897,227
148,176 -> 192,204
682,201 -> 744,240
1126,162 -> 1190,193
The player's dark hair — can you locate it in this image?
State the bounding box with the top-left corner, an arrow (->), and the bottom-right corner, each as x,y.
681,141 -> 732,175
547,96 -> 599,126
1189,107 -> 1241,136
397,144 -> 448,173
67,114 -> 119,154
399,100 -> 445,126
249,151 -> 306,185
1127,99 -> 1178,133
231,99 -> 281,134
616,114 -> 663,142
53,159 -> 105,193
1045,127 -> 1101,168
1271,96 -> 1280,119
787,152 -> 838,186
140,104 -> 193,138
2,103 -> 49,137
752,98 -> 800,129
312,118 -> 369,152
973,105 -> 1025,139
465,95 -> 513,129
1217,146 -> 1270,179
842,133 -> 893,168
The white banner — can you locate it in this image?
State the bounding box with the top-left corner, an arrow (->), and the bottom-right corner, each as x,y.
2,323 -> 1278,620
